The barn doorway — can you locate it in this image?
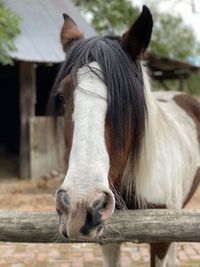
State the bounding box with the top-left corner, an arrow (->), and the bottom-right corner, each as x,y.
0,62 -> 62,179
0,63 -> 20,179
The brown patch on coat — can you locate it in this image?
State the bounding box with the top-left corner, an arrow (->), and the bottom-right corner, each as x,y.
58,74 -> 75,172
105,116 -> 132,186
173,94 -> 200,207
150,242 -> 171,267
63,119 -> 74,173
183,167 -> 200,207
58,74 -> 75,108
61,15 -> 83,51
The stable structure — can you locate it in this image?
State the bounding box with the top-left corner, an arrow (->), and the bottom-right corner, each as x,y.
1,0 -> 96,179
144,52 -> 200,91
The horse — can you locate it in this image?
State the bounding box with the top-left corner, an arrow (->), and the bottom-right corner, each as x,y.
52,6 -> 200,267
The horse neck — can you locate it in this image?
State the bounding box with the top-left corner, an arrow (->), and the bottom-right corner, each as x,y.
120,67 -> 165,206
136,67 -> 160,177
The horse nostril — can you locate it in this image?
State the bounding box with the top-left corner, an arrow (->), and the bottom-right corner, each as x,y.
94,190 -> 115,221
61,229 -> 68,239
93,193 -> 108,211
63,194 -> 70,205
102,194 -> 108,209
56,188 -> 70,210
56,209 -> 62,217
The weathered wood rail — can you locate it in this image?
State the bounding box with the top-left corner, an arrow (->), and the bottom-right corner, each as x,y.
0,210 -> 199,244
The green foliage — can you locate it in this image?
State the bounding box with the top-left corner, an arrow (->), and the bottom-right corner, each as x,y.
73,0 -> 139,34
150,13 -> 200,62
0,2 -> 21,65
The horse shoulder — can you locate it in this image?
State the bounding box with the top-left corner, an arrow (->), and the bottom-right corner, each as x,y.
154,91 -> 200,207
172,93 -> 200,207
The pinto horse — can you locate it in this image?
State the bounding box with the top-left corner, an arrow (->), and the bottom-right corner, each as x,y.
52,6 -> 200,267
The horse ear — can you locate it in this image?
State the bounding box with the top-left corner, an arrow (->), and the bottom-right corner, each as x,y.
122,5 -> 153,59
61,14 -> 84,52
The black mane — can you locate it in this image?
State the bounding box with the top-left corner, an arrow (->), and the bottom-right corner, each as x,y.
50,35 -> 147,171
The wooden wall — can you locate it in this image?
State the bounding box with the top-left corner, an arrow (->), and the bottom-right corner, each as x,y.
29,116 -> 65,179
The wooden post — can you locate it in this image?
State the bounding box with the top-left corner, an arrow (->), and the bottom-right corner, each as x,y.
178,75 -> 185,91
0,210 -> 199,243
159,80 -> 170,91
19,62 -> 36,178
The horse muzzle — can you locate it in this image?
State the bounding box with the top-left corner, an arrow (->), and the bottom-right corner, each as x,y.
55,186 -> 115,239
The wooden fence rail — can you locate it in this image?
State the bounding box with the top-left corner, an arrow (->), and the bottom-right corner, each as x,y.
0,210 -> 199,244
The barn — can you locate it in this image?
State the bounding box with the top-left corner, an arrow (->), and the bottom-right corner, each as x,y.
0,0 -> 96,179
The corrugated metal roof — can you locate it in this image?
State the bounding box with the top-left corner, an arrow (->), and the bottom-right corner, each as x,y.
4,0 -> 96,63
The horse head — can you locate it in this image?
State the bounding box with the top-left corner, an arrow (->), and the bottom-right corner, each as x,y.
53,6 -> 153,239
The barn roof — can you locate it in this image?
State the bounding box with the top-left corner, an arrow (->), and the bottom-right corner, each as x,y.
4,0 -> 96,63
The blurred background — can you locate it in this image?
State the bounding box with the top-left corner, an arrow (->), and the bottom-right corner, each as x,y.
0,0 -> 200,180
0,0 -> 199,266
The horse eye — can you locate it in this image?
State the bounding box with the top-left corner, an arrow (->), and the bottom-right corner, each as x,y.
58,94 -> 66,105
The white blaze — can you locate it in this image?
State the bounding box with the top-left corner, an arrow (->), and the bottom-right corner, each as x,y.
62,62 -> 109,192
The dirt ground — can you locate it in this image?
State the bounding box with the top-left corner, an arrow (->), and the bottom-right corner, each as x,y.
0,150 -> 199,211
0,169 -> 199,267
0,172 -> 199,211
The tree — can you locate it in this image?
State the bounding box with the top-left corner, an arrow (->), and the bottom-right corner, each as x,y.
150,13 -> 200,61
0,2 -> 21,65
73,0 -> 139,34
162,0 -> 198,14
187,74 -> 200,95
72,0 -> 200,63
